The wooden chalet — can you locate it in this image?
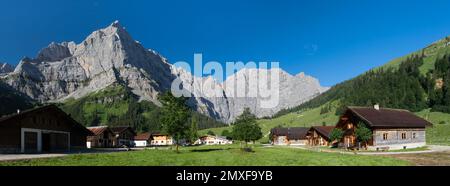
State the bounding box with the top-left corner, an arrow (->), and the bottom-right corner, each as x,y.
150,132 -> 173,146
307,126 -> 335,146
0,105 -> 92,153
270,127 -> 309,145
110,126 -> 136,147
86,126 -> 114,148
336,105 -> 432,150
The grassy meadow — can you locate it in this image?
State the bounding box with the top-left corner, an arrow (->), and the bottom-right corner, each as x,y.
0,145 -> 411,166
201,104 -> 450,145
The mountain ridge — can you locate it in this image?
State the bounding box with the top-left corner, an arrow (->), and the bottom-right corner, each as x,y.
0,21 -> 327,124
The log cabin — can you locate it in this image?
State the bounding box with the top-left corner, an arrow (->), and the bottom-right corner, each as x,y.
134,132 -> 151,147
0,105 -> 92,153
336,105 -> 432,150
270,127 -> 309,145
306,126 -> 335,146
86,126 -> 115,148
110,126 -> 136,147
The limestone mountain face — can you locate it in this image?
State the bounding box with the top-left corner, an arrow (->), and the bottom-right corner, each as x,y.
0,63 -> 14,75
2,21 -> 328,123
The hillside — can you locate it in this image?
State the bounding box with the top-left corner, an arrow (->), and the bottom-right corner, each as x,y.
59,83 -> 226,133
201,35 -> 450,145
2,21 -> 327,124
0,81 -> 35,116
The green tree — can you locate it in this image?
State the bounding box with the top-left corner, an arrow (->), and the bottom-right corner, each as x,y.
232,108 -> 262,149
221,130 -> 232,139
355,122 -> 372,149
188,115 -> 199,144
158,92 -> 190,153
329,128 -> 344,145
207,130 -> 215,136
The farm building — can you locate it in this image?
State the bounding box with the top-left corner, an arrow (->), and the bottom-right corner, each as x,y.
0,105 -> 92,153
86,126 -> 115,148
110,126 -> 136,147
196,135 -> 233,145
307,126 -> 335,146
134,132 -> 151,147
335,105 -> 432,150
150,133 -> 173,146
270,127 -> 309,145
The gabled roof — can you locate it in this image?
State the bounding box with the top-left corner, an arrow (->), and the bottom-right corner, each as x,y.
270,127 -> 309,140
87,126 -> 111,136
346,106 -> 432,128
309,126 -> 335,141
0,104 -> 93,135
110,126 -> 136,135
134,132 -> 151,140
200,135 -> 230,141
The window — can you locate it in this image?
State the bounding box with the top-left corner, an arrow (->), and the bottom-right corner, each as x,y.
383,133 -> 388,140
401,133 -> 406,140
412,133 -> 416,139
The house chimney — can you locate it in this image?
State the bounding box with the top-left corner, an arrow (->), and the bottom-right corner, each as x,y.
374,104 -> 380,110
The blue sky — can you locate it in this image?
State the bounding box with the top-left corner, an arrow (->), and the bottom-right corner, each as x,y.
1,0 -> 450,86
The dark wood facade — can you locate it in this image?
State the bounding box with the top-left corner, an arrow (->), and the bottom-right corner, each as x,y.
307,126 -> 335,146
270,127 -> 309,145
110,126 -> 136,147
335,106 -> 431,150
0,105 -> 92,153
87,126 -> 115,148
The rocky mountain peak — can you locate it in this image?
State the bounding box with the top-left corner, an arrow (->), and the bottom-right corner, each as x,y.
3,21 -> 328,123
0,62 -> 14,74
36,42 -> 73,62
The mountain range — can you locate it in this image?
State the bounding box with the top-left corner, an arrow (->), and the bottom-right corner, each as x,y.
0,21 -> 328,125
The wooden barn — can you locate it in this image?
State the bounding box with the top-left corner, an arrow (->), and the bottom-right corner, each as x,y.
336,105 -> 432,150
86,126 -> 115,148
0,105 -> 92,153
110,126 -> 136,147
307,126 -> 335,146
270,127 -> 309,145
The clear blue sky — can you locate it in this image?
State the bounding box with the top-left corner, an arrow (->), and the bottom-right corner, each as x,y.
1,0 -> 450,86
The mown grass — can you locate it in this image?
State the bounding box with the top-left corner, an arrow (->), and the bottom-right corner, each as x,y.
416,109 -> 450,145
202,106 -> 450,146
0,145 -> 410,166
200,103 -> 340,142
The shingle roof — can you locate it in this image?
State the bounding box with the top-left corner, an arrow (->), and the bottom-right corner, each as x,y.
310,126 -> 335,140
134,132 -> 151,140
347,106 -> 432,128
270,127 -> 309,140
87,126 -> 110,136
110,126 -> 135,135
0,104 -> 93,135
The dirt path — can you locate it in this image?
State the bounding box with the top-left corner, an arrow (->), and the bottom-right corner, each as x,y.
0,148 -> 131,162
0,154 -> 68,161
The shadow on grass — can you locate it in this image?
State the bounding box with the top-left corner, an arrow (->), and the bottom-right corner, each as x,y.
190,148 -> 233,152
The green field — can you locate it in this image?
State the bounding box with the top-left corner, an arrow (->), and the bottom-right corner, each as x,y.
0,145 -> 410,166
201,105 -> 450,145
200,103 -> 340,142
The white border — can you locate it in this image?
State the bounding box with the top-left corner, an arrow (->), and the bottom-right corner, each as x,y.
21,128 -> 70,153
